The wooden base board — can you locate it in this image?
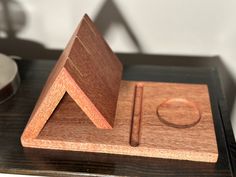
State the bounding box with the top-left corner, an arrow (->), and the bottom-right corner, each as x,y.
22,81 -> 218,163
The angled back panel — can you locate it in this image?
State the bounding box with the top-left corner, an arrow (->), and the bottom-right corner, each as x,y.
65,15 -> 123,127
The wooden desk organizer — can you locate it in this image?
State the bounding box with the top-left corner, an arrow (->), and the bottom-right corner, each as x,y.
21,14 -> 218,163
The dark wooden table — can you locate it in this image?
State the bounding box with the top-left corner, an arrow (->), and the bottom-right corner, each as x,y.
0,53 -> 235,176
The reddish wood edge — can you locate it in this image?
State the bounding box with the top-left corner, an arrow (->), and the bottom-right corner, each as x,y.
21,138 -> 218,163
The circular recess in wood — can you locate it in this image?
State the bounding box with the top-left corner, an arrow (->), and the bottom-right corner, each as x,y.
157,98 -> 201,128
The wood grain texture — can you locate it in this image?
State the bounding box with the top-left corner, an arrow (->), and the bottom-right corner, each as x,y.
20,15 -> 218,163
0,58 -> 233,177
157,98 -> 201,128
21,14 -> 123,146
22,80 -> 218,163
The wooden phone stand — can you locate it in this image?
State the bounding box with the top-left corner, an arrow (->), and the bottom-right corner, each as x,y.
21,14 -> 218,163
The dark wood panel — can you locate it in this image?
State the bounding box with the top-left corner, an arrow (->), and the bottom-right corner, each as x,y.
0,54 -> 234,176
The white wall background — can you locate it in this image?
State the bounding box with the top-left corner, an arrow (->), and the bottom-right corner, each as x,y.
0,0 -> 236,175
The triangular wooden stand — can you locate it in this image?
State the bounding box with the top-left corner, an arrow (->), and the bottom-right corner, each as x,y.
21,14 -> 122,141
21,14 -> 218,163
